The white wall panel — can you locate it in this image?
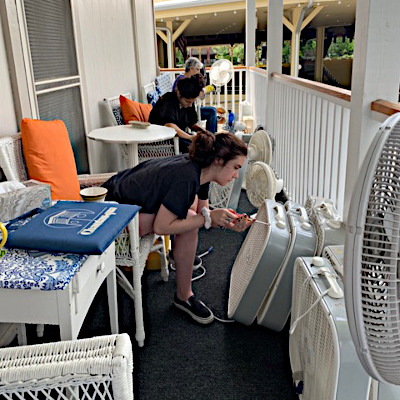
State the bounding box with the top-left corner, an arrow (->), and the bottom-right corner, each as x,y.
133,0 -> 157,99
74,0 -> 141,173
0,16 -> 18,137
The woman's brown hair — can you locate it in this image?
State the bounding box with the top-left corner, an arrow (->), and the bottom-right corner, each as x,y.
189,131 -> 247,168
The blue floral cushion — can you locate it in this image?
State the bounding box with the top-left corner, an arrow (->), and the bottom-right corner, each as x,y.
147,89 -> 160,107
112,107 -> 125,125
0,248 -> 87,290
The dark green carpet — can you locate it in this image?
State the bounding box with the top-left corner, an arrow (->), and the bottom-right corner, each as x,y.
15,190 -> 298,400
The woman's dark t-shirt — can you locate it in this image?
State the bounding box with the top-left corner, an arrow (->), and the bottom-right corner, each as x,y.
103,154 -> 209,219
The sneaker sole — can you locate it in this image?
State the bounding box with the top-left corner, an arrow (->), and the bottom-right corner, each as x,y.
169,258 -> 202,271
174,301 -> 214,324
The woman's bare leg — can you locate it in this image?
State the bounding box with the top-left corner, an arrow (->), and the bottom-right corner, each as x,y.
138,213 -> 156,236
173,209 -> 198,301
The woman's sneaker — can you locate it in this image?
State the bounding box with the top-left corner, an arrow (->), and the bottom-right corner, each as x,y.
168,251 -> 202,271
173,293 -> 214,324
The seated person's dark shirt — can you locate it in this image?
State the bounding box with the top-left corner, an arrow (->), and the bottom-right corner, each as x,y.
149,91 -> 197,132
103,154 -> 209,219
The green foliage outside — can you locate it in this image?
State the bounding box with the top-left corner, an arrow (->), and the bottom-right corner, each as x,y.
282,37 -> 354,63
326,37 -> 354,59
176,48 -> 185,67
212,44 -> 244,64
213,45 -> 230,61
300,39 -> 316,60
282,40 -> 291,63
233,44 -> 244,64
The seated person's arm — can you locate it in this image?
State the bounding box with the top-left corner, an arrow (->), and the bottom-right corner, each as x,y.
190,122 -> 207,134
165,122 -> 195,140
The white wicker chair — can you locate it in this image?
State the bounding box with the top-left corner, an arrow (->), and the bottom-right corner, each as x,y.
0,134 -> 168,347
0,334 -> 133,400
102,92 -> 179,162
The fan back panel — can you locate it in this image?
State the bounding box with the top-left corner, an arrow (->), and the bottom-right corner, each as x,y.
290,259 -> 338,400
290,258 -> 371,400
228,200 -> 291,325
257,204 -> 317,331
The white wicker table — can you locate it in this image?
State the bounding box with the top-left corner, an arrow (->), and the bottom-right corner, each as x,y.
0,242 -> 118,345
88,124 -> 177,167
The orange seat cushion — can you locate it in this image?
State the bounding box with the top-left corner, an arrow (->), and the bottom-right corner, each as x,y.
20,118 -> 81,201
120,95 -> 152,123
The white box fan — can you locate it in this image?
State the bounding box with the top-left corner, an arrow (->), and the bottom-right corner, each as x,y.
227,199 -> 291,325
305,196 -> 346,256
289,256 -> 371,400
257,202 -> 318,331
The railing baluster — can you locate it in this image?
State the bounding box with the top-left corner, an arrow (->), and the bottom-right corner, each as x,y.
239,70 -> 243,104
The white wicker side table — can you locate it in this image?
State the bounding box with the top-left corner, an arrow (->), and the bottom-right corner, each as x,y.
0,333 -> 133,400
0,243 -> 118,345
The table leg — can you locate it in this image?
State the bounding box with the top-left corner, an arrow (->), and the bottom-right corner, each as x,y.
107,268 -> 119,334
127,143 -> 139,168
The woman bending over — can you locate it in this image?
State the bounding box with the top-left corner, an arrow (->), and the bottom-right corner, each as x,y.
103,131 -> 252,324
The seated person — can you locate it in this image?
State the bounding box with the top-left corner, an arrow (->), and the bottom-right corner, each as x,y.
172,57 -> 218,133
149,74 -> 207,153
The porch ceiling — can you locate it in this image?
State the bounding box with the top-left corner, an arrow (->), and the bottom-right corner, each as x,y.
154,0 -> 356,38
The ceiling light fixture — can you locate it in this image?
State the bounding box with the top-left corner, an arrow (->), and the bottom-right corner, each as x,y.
233,10 -> 237,14
175,17 -> 179,20
160,19 -> 163,22
214,12 -> 217,16
338,1 -> 341,4
194,15 -> 198,19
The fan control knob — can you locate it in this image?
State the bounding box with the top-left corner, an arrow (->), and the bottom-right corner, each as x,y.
312,257 -> 324,267
276,220 -> 286,229
301,222 -> 311,230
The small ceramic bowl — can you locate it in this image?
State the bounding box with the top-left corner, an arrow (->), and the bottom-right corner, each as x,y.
80,187 -> 108,202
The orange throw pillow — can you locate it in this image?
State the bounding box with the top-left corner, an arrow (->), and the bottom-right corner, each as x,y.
120,95 -> 152,123
20,118 -> 81,200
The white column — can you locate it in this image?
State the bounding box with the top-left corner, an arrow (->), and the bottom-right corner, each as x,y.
245,0 -> 256,101
266,0 -> 283,134
315,26 -> 324,82
343,0 -> 400,219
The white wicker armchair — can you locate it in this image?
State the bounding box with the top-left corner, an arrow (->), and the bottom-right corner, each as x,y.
0,334 -> 133,400
0,134 -> 168,347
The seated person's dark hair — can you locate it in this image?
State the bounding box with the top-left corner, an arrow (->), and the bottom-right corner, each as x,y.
177,74 -> 205,99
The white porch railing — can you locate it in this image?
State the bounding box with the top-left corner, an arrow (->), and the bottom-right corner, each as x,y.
160,66 -> 247,114
249,67 -> 352,218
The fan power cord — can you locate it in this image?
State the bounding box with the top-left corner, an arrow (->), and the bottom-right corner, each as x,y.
169,247 -> 213,282
289,270 -> 338,335
202,305 -> 235,324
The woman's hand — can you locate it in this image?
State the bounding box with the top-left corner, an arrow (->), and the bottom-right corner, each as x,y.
210,208 -> 253,232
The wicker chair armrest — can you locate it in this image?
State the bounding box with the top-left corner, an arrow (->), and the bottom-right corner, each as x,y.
0,334 -> 133,399
78,172 -> 117,189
